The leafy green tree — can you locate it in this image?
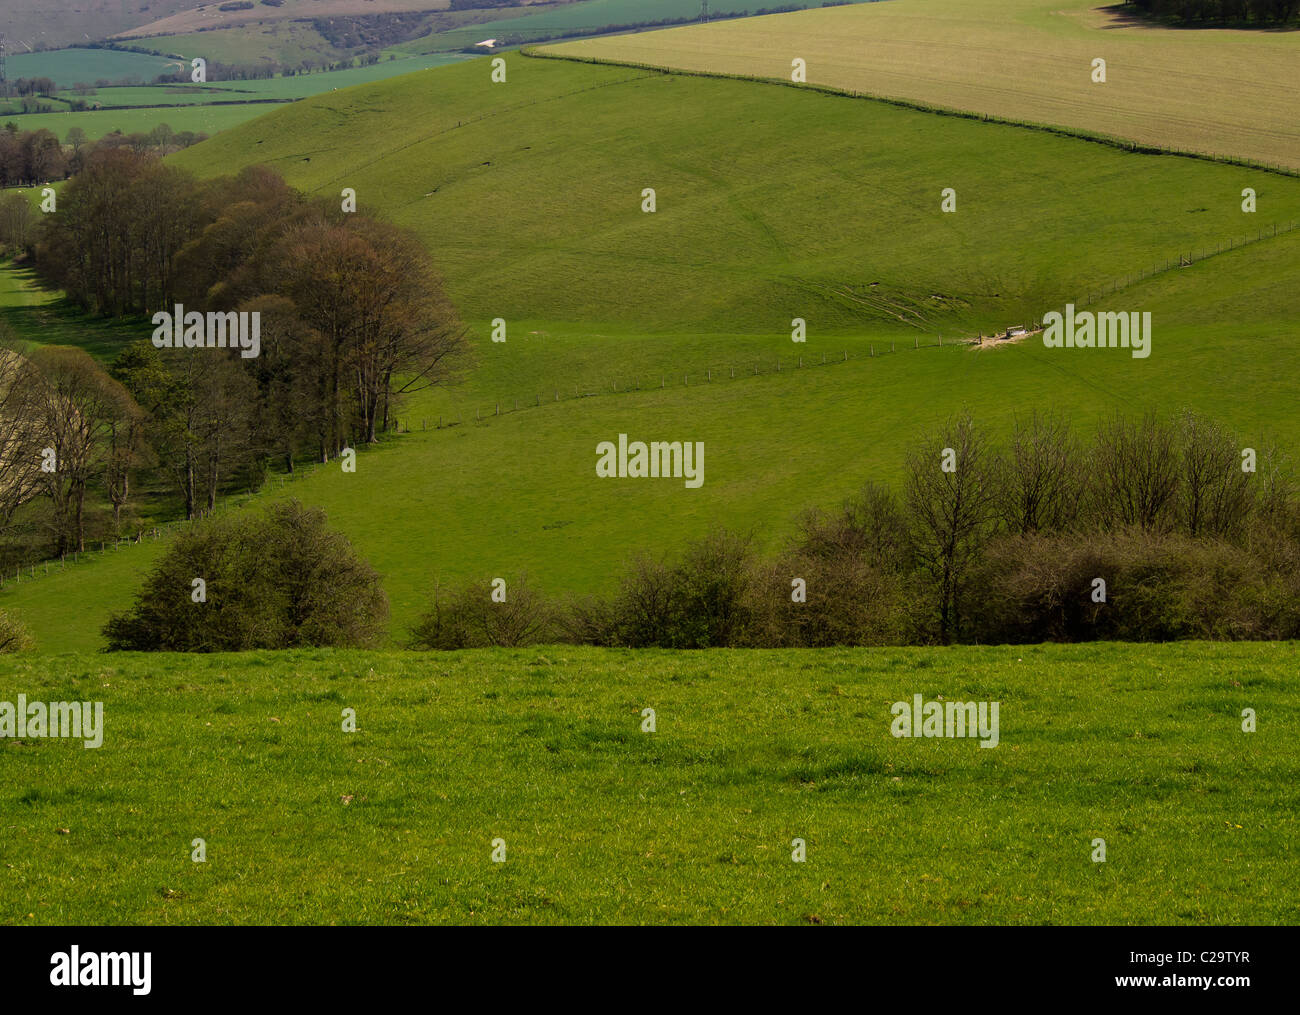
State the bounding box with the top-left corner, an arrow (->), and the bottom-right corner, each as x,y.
104,500 -> 388,651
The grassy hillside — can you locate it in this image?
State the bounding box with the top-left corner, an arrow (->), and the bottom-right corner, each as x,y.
5,50 -> 1298,651
548,0 -> 1300,172
169,54 -> 1300,339
2,643 -> 1295,924
8,229 -> 1300,652
120,22 -> 359,69
3,2 -> 197,50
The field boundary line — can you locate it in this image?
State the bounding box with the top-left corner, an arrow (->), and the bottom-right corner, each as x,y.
521,47 -> 1300,181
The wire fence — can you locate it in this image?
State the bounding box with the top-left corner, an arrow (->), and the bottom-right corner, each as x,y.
3,193 -> 1293,587
412,216 -> 1298,429
0,456 -> 338,591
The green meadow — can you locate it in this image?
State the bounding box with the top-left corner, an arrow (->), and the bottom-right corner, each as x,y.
2,643 -> 1295,924
4,50 -> 1299,651
5,49 -> 181,90
0,104 -> 273,143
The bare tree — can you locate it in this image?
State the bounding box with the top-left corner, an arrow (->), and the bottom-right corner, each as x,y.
0,342 -> 45,533
26,347 -> 139,554
1176,410 -> 1251,538
994,410 -> 1083,535
906,412 -> 995,642
1088,412 -> 1179,531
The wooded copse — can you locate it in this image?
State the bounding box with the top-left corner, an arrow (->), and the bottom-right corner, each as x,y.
0,123 -> 210,192
0,150 -> 466,565
1127,0 -> 1300,23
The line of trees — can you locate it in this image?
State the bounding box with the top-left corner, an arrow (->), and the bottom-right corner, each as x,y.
0,341 -> 140,556
1127,0 -> 1300,23
0,123 -> 209,191
0,150 -> 466,560
412,410 -> 1300,649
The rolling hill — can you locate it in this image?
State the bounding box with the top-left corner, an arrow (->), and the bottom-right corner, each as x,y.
3,35 -> 1299,651
546,0 -> 1300,172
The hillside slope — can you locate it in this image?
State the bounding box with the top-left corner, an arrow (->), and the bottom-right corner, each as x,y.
547,0 -> 1300,171
170,53 -> 1300,340
5,52 -> 1299,651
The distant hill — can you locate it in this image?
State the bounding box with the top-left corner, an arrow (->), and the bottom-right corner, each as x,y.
2,2 -> 201,50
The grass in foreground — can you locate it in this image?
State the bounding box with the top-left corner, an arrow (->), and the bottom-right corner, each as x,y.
0,643 -> 1294,924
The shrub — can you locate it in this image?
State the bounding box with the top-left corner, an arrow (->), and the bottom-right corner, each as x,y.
966,528 -> 1287,643
103,500 -> 387,651
0,608 -> 32,652
605,529 -> 756,648
409,574 -> 555,649
748,552 -> 920,647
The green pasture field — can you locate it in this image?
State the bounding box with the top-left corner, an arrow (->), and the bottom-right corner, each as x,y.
547,0 -> 1300,172
5,49 -> 182,90
1,642 -> 1294,924
0,105 -> 272,143
4,52 -> 1298,651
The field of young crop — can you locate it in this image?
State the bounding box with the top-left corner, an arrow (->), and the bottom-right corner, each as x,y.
547,0 -> 1300,172
2,642 -> 1295,924
392,0 -> 885,55
5,49 -> 182,90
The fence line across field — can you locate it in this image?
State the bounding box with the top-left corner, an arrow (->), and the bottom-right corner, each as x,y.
2,220 -> 1293,589
424,216 -> 1297,428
